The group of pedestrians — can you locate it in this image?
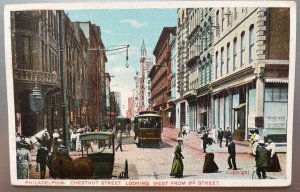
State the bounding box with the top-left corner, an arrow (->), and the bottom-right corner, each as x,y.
170,127 -> 281,179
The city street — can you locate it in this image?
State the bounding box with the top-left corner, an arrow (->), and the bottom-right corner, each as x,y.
29,127 -> 286,180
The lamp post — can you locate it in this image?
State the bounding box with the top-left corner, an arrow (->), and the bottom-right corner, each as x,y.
29,84 -> 43,133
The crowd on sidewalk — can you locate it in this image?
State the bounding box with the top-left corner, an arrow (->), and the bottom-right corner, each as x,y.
170,127 -> 282,179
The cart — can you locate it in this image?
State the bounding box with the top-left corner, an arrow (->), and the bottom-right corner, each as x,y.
79,132 -> 115,179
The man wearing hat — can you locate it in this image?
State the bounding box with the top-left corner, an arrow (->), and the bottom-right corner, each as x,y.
227,137 -> 237,170
201,129 -> 209,153
217,128 -> 224,148
115,130 -> 123,152
255,140 -> 269,179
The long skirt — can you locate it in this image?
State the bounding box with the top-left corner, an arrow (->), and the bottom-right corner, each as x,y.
17,162 -> 30,179
266,153 -> 282,172
203,153 -> 219,173
170,158 -> 184,177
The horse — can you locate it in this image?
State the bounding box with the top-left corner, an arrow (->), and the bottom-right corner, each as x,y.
48,153 -> 94,179
27,128 -> 51,151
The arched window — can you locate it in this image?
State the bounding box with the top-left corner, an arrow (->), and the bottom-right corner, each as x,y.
221,47 -> 224,76
216,10 -> 220,37
249,24 -> 254,63
240,31 -> 245,66
227,42 -> 230,74
233,37 -> 237,70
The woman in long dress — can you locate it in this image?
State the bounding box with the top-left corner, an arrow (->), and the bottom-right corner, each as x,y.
266,137 -> 281,172
203,138 -> 219,173
16,138 -> 31,179
170,142 -> 184,178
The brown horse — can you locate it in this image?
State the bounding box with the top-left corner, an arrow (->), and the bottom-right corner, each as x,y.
49,153 -> 94,179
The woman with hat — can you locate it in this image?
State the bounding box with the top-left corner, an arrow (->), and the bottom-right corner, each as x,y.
16,138 -> 31,179
266,137 -> 282,172
170,140 -> 184,178
203,138 -> 219,173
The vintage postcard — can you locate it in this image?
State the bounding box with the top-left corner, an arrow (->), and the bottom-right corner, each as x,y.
4,1 -> 296,187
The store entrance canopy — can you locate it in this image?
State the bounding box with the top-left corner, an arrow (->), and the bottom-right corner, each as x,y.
232,103 -> 246,110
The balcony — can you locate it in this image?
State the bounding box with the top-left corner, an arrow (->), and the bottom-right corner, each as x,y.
13,68 -> 60,87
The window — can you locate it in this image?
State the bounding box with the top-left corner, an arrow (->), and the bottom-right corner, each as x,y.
221,47 -> 224,76
216,11 -> 220,37
233,37 -> 237,70
227,43 -> 230,74
249,25 -> 254,63
234,8 -> 237,20
265,86 -> 288,102
221,8 -> 225,31
240,31 -> 245,66
215,51 -> 219,79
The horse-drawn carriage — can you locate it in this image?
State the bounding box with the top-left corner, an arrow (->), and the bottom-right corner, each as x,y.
79,131 -> 115,179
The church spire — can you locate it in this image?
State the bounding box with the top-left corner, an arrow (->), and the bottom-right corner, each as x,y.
141,40 -> 147,57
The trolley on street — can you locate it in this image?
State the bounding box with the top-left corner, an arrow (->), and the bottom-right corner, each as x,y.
133,111 -> 162,147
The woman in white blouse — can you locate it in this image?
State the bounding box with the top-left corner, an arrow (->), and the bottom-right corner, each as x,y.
265,137 -> 281,172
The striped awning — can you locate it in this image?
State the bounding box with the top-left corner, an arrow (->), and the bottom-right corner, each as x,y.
265,78 -> 289,84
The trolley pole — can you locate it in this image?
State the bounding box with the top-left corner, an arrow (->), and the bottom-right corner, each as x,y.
59,10 -> 70,149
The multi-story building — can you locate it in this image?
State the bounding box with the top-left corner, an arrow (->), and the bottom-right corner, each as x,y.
149,27 -> 176,127
170,32 -> 178,127
114,91 -> 121,116
126,96 -> 134,119
176,9 -> 190,130
77,21 -> 107,130
210,7 -> 289,142
12,10 -> 61,136
175,7 -> 290,143
105,72 -> 111,127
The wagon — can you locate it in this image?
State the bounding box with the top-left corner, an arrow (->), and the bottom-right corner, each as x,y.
79,132 -> 115,179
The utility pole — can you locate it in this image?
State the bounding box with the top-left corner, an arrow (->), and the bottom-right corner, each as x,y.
59,11 -> 69,149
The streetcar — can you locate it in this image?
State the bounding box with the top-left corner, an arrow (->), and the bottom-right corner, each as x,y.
133,111 -> 162,147
115,116 -> 132,135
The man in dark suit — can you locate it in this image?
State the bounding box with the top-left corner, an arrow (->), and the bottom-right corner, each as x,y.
224,127 -> 232,147
201,130 -> 209,153
218,128 -> 224,148
227,137 -> 237,170
255,140 -> 269,179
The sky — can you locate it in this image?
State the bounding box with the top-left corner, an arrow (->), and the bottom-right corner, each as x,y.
66,9 -> 177,116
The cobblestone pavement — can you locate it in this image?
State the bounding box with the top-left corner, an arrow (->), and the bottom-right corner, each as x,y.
29,127 -> 287,180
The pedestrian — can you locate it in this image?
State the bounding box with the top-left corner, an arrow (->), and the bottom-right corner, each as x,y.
70,130 -> 77,151
227,137 -> 237,170
248,130 -> 255,154
76,129 -> 82,152
182,128 -> 187,137
16,138 -> 31,179
201,129 -> 209,153
211,127 -> 216,144
115,130 -> 123,152
255,140 -> 269,179
170,140 -> 184,178
203,138 -> 219,173
251,129 -> 260,156
36,142 -> 49,179
265,137 -> 281,172
52,129 -> 60,139
224,127 -> 232,147
218,128 -> 224,147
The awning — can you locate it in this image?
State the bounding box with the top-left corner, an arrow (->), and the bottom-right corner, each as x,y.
200,110 -> 207,114
265,78 -> 288,84
232,103 -> 246,110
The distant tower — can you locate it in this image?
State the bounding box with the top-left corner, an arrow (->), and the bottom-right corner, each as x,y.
141,39 -> 147,58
